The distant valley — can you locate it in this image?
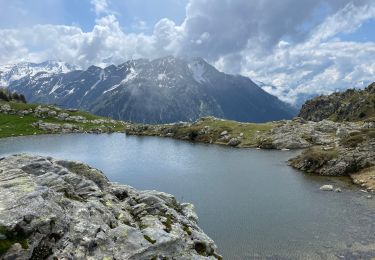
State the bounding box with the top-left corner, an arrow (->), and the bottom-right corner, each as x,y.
1,57 -> 296,124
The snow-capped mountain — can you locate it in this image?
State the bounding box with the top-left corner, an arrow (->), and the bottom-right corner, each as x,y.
0,61 -> 78,86
8,57 -> 296,123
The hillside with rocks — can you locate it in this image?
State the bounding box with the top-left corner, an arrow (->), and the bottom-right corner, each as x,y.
298,82 -> 375,122
0,154 -> 221,259
0,100 -> 127,138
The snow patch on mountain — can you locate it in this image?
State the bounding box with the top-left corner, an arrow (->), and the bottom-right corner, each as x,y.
102,68 -> 134,94
0,61 -> 78,86
188,61 -> 207,84
158,73 -> 167,81
66,88 -> 75,95
123,67 -> 137,83
84,70 -> 105,96
49,80 -> 62,95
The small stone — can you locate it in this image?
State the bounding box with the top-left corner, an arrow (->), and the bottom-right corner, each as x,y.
334,188 -> 342,193
228,138 -> 241,147
320,185 -> 334,191
366,195 -> 372,199
220,131 -> 228,136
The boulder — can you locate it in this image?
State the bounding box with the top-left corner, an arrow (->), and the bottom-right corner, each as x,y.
67,115 -> 87,123
0,154 -> 220,259
48,110 -> 57,117
0,104 -> 12,113
57,113 -> 69,120
228,138 -> 241,147
336,127 -> 349,138
32,121 -> 61,132
220,131 -> 228,136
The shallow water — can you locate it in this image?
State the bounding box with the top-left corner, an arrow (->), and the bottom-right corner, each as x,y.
1,133 -> 374,259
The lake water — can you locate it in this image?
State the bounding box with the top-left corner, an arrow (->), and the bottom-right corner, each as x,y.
1,133 -> 375,259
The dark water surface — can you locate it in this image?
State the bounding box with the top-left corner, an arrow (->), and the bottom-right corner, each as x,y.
1,134 -> 375,259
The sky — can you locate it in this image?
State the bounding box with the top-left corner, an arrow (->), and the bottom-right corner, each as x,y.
0,0 -> 375,105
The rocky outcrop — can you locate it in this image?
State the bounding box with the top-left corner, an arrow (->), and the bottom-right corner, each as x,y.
0,102 -> 127,138
288,132 -> 375,178
298,82 -> 375,122
0,154 -> 220,259
1,104 -> 119,125
31,121 -> 117,135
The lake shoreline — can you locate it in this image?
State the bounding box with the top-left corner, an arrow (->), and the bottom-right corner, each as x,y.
1,100 -> 374,193
125,117 -> 375,193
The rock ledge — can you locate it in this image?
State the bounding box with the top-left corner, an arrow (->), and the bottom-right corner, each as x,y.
0,154 -> 220,259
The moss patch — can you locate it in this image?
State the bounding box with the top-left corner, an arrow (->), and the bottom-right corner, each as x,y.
162,215 -> 173,233
183,225 -> 192,236
143,235 -> 156,244
0,225 -> 29,256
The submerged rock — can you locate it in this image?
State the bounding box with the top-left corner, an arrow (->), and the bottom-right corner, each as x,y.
320,185 -> 334,191
0,154 -> 220,259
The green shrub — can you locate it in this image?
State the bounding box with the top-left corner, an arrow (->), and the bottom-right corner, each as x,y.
188,130 -> 199,140
340,134 -> 364,148
289,147 -> 338,173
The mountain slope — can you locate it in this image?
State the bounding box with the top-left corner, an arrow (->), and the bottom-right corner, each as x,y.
0,61 -> 78,87
8,57 -> 296,124
298,82 -> 375,122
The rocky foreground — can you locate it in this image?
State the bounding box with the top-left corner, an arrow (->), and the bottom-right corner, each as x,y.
0,154 -> 221,259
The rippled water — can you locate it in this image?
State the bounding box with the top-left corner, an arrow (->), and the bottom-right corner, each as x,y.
1,133 -> 375,259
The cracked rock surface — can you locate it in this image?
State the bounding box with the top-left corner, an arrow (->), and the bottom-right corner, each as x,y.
0,154 -> 220,260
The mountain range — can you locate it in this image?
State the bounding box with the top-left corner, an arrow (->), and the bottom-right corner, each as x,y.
0,61 -> 78,87
2,57 -> 297,124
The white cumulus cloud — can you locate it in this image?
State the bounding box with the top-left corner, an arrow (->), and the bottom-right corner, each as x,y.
0,0 -> 374,106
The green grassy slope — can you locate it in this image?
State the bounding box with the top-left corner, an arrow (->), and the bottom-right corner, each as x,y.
0,101 -> 125,138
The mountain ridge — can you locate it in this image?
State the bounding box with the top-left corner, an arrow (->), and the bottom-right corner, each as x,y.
7,57 -> 296,124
